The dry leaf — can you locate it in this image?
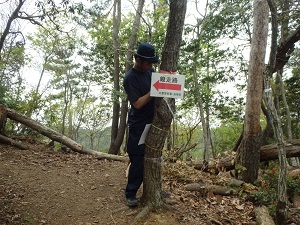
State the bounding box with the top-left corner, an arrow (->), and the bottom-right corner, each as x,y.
216,195 -> 223,204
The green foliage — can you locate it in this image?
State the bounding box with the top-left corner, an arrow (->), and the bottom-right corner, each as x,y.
206,0 -> 253,40
212,121 -> 242,153
21,211 -> 35,225
0,42 -> 26,107
287,176 -> 300,197
213,96 -> 245,122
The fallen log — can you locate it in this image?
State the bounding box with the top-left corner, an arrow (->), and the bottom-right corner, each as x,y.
188,141 -> 300,172
260,140 -> 300,161
0,134 -> 29,150
254,205 -> 276,225
2,105 -> 128,162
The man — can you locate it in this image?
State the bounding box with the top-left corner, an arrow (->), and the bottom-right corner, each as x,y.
123,42 -> 158,207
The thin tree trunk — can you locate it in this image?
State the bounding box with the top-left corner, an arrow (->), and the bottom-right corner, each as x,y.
108,0 -> 121,155
191,23 -> 210,161
142,0 -> 187,208
278,0 -> 298,166
108,0 -> 145,155
62,76 -> 71,136
278,72 -> 292,140
192,65 -> 209,160
265,0 -> 288,223
277,0 -> 291,140
0,0 -> 25,57
264,78 -> 288,225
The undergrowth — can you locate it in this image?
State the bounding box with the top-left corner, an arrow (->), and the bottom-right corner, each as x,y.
250,163 -> 300,216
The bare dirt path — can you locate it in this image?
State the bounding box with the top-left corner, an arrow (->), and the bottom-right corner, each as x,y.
0,140 -> 283,225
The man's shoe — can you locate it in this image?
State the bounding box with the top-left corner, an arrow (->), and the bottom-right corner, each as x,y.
161,191 -> 171,198
126,197 -> 139,207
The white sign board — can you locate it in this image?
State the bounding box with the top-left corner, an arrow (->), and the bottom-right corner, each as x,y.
150,72 -> 185,99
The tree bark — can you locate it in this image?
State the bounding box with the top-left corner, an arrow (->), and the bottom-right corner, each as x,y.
142,0 -> 187,208
0,104 -> 7,134
2,105 -> 127,162
108,0 -> 122,155
265,1 -> 288,223
235,0 -> 269,183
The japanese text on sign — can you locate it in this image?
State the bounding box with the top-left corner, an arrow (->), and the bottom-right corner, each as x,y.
150,72 -> 185,99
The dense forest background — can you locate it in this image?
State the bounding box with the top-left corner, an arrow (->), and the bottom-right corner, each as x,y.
0,0 -> 299,159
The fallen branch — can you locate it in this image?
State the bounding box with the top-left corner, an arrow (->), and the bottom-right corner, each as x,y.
1,105 -> 128,162
0,134 -> 29,150
165,143 -> 197,162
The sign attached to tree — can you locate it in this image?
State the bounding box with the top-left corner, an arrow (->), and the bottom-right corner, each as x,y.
150,72 -> 185,99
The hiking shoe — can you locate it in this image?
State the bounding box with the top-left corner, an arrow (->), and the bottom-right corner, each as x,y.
161,191 -> 171,198
126,197 -> 139,207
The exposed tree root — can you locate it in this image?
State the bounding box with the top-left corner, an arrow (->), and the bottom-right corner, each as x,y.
209,217 -> 222,225
132,200 -> 180,225
132,205 -> 150,225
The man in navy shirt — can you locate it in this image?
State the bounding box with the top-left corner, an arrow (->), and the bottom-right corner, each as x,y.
123,42 -> 158,207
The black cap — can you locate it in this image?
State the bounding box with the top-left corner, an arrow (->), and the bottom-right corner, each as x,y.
135,42 -> 159,63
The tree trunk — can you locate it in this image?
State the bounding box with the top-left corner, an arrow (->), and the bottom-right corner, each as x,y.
265,1 -> 289,224
0,104 -> 7,134
142,0 -> 187,208
235,0 -> 269,183
108,0 -> 145,155
108,0 -> 121,155
2,105 -> 127,162
193,64 -> 210,161
277,0 -> 299,167
0,0 -> 25,57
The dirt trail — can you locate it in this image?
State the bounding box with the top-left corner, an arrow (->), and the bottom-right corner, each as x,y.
0,141 -> 295,225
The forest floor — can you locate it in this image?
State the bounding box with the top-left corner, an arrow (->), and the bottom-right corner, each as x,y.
0,139 -> 299,225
